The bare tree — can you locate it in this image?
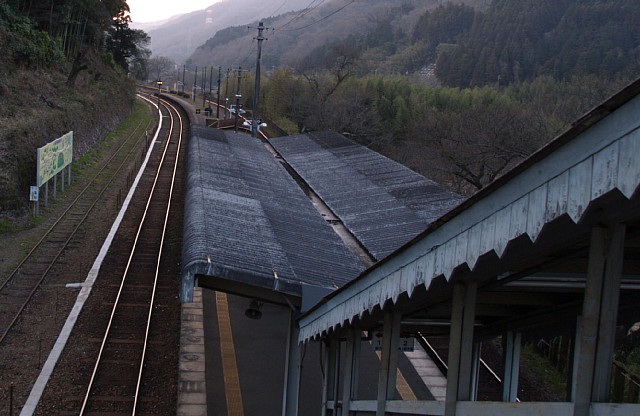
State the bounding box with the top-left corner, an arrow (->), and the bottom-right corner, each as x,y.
147,56 -> 175,85
298,41 -> 361,130
403,102 -> 546,195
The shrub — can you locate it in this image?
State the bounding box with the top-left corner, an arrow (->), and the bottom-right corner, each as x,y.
0,2 -> 64,69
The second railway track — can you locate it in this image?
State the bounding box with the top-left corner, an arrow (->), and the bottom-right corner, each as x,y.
0,104 -> 154,347
0,94 -> 187,415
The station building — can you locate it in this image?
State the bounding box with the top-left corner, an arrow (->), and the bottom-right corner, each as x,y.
180,77 -> 640,415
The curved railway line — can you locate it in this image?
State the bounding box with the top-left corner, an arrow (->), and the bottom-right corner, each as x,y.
75,96 -> 186,415
0,93 -> 187,415
0,89 -> 529,415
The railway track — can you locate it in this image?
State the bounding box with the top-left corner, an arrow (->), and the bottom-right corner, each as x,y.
75,95 -> 186,415
418,332 -> 520,401
0,106 -> 154,347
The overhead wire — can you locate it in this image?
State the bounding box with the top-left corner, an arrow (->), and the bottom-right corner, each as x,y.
231,0 -> 356,72
277,0 -> 326,30
275,0 -> 356,32
239,42 -> 258,68
269,0 -> 291,17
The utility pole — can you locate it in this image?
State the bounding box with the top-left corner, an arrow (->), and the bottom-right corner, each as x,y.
202,66 -> 207,109
225,68 -> 231,118
234,66 -> 243,133
193,66 -> 198,101
216,66 -> 222,118
251,22 -> 268,137
182,64 -> 185,94
209,66 -> 214,114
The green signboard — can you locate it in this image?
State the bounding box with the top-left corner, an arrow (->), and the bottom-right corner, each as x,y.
37,131 -> 73,186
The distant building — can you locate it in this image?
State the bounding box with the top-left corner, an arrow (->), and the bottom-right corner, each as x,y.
205,9 -> 213,24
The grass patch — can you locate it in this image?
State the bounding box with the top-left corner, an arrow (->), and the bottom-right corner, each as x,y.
0,97 -> 153,237
107,100 -> 153,139
73,99 -> 152,178
624,347 -> 640,376
0,219 -> 18,234
521,343 -> 567,398
268,116 -> 298,136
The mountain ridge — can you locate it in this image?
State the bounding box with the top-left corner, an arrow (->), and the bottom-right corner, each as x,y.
140,0 -> 315,63
180,0 -> 638,87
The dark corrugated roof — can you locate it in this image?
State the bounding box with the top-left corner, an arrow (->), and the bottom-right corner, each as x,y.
182,126 -> 366,300
269,131 -> 464,259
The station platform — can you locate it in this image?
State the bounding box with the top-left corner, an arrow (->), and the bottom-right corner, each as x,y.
177,288 -> 207,416
169,90 -> 462,415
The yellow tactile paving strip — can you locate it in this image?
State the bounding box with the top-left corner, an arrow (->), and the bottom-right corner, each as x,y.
215,292 -> 245,416
395,367 -> 418,401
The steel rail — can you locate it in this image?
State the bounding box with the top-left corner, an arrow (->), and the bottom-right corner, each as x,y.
416,332 -> 520,401
133,97 -> 184,414
0,118 -> 149,291
78,96 -> 183,415
0,108 -> 153,346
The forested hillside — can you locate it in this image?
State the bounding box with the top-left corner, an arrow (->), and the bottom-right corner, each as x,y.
435,0 -> 640,87
253,70 -> 630,196
2,0 -> 638,218
192,0 -> 637,195
189,0 -> 447,71
0,1 -> 148,220
189,0 -> 638,85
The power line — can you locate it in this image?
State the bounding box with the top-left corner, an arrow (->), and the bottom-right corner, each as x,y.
276,0 -> 356,32
236,0 -> 355,72
239,43 -> 258,67
269,0 -> 291,17
277,0 -> 326,30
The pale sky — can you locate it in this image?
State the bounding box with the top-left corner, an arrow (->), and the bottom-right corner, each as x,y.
127,0 -> 219,23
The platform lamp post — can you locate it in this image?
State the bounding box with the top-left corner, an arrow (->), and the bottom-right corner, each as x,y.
193,66 -> 198,101
182,64 -> 185,94
216,66 -> 221,119
233,92 -> 242,133
202,66 -> 207,109
156,80 -> 162,106
233,66 -> 243,133
225,68 -> 231,119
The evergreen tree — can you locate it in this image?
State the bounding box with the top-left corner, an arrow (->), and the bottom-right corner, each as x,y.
434,0 -> 638,87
